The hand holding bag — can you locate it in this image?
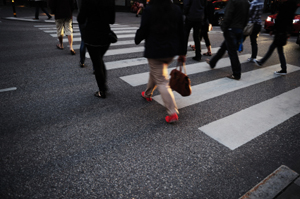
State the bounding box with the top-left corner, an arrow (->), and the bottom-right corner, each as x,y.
169,62 -> 192,97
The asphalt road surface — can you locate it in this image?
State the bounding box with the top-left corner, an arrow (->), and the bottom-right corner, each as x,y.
1,5 -> 300,199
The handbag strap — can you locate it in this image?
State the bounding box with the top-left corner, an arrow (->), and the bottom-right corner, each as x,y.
177,62 -> 187,74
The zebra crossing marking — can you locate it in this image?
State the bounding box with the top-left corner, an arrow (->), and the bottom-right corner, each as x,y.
120,53 -> 250,87
153,64 -> 300,109
199,86 -> 300,150
0,87 -> 17,93
84,41 -> 200,57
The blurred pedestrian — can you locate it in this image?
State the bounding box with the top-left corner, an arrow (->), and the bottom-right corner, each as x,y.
201,0 -> 214,56
189,0 -> 214,56
136,0 -> 146,17
77,0 -> 115,98
244,0 -> 264,63
76,0 -> 87,68
49,0 -> 75,55
206,0 -> 249,80
183,0 -> 207,61
33,0 -> 52,20
135,0 -> 186,123
254,0 -> 297,75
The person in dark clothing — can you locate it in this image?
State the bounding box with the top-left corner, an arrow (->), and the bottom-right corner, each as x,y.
189,0 -> 214,56
135,0 -> 186,123
136,0 -> 146,17
183,0 -> 207,61
206,0 -> 249,80
254,0 -> 297,75
33,0 -> 52,20
77,0 -> 115,98
49,0 -> 75,55
76,0 -> 87,68
243,0 -> 264,63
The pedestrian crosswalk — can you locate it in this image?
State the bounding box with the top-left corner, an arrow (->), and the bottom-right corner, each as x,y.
35,23 -> 300,151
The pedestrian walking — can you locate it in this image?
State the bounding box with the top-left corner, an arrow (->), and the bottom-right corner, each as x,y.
206,0 -> 249,80
254,0 -> 297,75
33,0 -> 52,20
183,0 -> 207,62
136,0 -> 146,17
76,0 -> 87,68
77,0 -> 115,99
189,0 -> 214,56
49,0 -> 75,55
135,0 -> 186,123
244,0 -> 264,63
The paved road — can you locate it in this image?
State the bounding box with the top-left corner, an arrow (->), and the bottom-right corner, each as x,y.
1,4 -> 300,199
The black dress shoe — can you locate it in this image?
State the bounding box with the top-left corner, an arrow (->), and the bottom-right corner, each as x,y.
192,56 -> 201,61
79,62 -> 84,68
227,74 -> 240,80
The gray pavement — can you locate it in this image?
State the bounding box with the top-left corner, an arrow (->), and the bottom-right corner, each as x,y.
1,2 -> 300,199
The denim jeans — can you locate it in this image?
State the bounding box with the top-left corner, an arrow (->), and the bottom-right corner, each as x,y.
210,28 -> 243,78
260,36 -> 286,71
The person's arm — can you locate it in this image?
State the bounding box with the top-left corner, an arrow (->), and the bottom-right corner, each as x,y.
135,6 -> 150,45
221,0 -> 234,32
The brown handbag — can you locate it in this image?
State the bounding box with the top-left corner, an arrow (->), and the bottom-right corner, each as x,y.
169,62 -> 192,97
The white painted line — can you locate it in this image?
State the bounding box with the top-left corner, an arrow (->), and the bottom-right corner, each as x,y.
120,51 -> 246,87
5,17 -> 39,22
106,57 -> 148,70
0,87 -> 17,93
50,30 -> 138,37
240,165 -> 299,199
199,85 -> 300,150
154,64 -> 300,110
52,33 -> 137,38
43,28 -> 79,33
73,40 -> 145,49
34,23 -> 127,28
85,41 -> 201,57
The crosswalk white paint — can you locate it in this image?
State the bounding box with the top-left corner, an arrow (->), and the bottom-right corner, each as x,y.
120,54 -> 253,86
85,41 -> 200,58
0,87 -> 17,93
34,23 -> 300,151
199,86 -> 300,150
153,64 -> 300,109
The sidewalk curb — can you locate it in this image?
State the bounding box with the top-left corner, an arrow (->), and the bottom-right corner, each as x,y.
240,165 -> 299,199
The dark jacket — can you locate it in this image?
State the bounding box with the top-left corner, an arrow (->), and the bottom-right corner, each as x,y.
221,0 -> 249,31
135,4 -> 186,59
183,0 -> 207,22
274,0 -> 297,34
77,0 -> 115,46
49,0 -> 74,19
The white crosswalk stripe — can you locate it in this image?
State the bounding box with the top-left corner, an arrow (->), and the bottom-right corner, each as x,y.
199,86 -> 300,150
120,54 -> 253,86
36,23 -> 300,151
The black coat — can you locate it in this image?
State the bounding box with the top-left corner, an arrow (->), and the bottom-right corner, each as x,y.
49,0 -> 74,19
135,4 -> 186,59
77,0 -> 115,46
